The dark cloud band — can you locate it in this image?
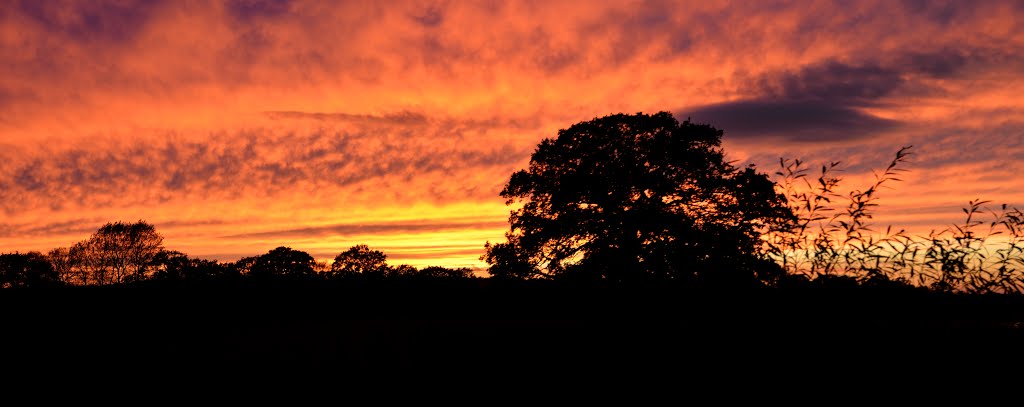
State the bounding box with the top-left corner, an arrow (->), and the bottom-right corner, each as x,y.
685,100 -> 900,142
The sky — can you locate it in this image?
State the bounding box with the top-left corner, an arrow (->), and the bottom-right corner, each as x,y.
1,0 -> 1022,271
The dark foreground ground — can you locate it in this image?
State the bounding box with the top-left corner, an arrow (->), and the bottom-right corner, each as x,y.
4,280 -> 1023,382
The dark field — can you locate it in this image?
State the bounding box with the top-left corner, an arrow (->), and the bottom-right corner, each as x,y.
4,280 -> 1023,380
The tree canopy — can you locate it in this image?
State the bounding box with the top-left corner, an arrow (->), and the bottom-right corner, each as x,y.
0,252 -> 61,288
484,112 -> 793,283
247,246 -> 318,279
151,250 -> 237,282
50,221 -> 165,285
329,244 -> 389,278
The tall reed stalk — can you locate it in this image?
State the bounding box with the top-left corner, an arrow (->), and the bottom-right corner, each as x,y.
765,146 -> 1024,293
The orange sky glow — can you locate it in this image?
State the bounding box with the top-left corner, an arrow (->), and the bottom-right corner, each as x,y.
1,0 -> 1022,271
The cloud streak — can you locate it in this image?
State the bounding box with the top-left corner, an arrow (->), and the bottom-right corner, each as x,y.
223,217 -> 509,240
0,117 -> 532,215
687,100 -> 901,142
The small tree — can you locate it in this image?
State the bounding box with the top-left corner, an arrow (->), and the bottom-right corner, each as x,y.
47,247 -> 76,285
57,221 -> 165,285
484,112 -> 793,284
248,247 -> 318,279
329,244 -> 390,279
389,264 -> 418,278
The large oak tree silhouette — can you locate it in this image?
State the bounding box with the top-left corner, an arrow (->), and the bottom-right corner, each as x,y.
484,112 -> 793,284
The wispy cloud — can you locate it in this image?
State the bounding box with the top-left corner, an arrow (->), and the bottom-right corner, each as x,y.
0,118 -> 532,215
223,217 -> 509,240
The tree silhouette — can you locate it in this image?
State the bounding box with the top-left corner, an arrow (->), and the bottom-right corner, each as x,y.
230,255 -> 258,276
151,250 -> 238,282
482,237 -> 536,280
484,112 -> 793,284
329,244 -> 389,278
389,264 -> 418,278
46,247 -> 75,284
248,247 -> 317,279
0,252 -> 62,288
52,221 -> 165,285
417,266 -> 475,279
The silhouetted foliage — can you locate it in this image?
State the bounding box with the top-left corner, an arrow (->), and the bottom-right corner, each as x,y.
416,266 -> 475,279
50,221 -> 164,285
247,246 -> 317,279
389,264 -> 419,278
485,111 -> 793,284
150,250 -> 238,282
482,238 -> 537,280
329,244 -> 390,279
229,255 -> 258,276
1,118 -> 1016,298
769,147 -> 1024,294
0,252 -> 62,288
46,247 -> 75,284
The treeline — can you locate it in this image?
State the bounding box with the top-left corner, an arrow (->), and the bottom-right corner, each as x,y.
0,221 -> 473,288
3,112 -> 1022,294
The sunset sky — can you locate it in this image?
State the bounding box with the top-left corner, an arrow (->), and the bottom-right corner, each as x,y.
1,0 -> 1022,271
